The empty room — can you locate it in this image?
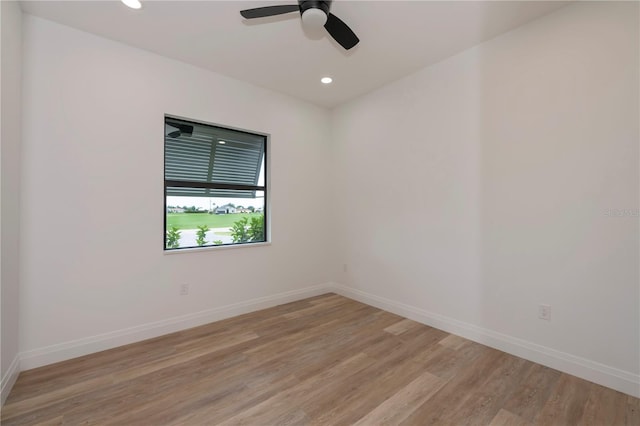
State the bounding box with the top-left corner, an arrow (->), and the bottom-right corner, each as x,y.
1,0 -> 638,424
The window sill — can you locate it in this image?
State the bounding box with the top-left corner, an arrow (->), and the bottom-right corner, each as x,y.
163,241 -> 271,255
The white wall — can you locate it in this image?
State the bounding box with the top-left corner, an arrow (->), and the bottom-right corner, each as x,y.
332,1 -> 639,395
1,0 -> 23,405
20,16 -> 333,366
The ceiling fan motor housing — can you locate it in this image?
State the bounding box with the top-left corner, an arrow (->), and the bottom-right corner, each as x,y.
299,1 -> 331,15
300,0 -> 332,29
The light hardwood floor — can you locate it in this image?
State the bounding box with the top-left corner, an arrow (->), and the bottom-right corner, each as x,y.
2,294 -> 638,425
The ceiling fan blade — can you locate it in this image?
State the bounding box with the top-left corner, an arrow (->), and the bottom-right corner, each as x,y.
324,13 -> 359,50
165,122 -> 193,138
240,4 -> 299,19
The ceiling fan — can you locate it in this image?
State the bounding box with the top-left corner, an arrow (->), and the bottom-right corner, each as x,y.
240,0 -> 360,50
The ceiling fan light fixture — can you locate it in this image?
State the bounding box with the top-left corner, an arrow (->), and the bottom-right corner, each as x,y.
121,0 -> 142,10
301,8 -> 328,30
239,0 -> 359,51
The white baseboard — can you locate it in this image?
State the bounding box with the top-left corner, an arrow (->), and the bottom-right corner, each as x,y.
328,283 -> 640,398
20,283 -> 332,371
1,355 -> 20,406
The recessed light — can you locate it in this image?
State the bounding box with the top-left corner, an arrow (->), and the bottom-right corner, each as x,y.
219,141 -> 226,144
121,0 -> 142,10
321,77 -> 333,84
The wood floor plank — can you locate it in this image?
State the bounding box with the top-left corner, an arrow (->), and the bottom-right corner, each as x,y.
7,343 -> 175,403
383,318 -> 422,335
396,322 -> 448,343
288,314 -> 401,382
438,333 -> 469,350
96,354 -> 256,424
440,353 -> 531,425
31,416 -> 64,426
111,331 -> 258,383
419,335 -> 491,381
501,363 -> 562,423
3,294 -> 638,426
6,351 -> 249,425
218,352 -> 376,426
489,409 -> 531,426
626,395 -> 640,425
352,371 -> 445,425
579,383 -> 628,425
2,375 -> 115,420
399,348 -> 507,425
307,338 -> 450,425
534,374 -> 592,425
282,294 -> 353,319
168,373 -> 301,425
307,358 -> 433,426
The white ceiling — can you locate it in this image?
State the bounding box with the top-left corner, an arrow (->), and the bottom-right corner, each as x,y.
20,0 -> 570,108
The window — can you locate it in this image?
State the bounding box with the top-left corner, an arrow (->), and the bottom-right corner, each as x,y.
164,116 -> 267,250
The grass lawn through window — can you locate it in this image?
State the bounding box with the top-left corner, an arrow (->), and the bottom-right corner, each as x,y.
166,213 -> 260,230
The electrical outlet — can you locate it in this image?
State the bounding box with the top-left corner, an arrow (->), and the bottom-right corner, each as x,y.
538,304 -> 551,321
180,284 -> 189,296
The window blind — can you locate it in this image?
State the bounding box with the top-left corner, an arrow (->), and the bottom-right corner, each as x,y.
165,118 -> 265,198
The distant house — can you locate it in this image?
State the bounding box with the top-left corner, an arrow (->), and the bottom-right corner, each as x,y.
215,204 -> 236,214
167,207 -> 185,213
